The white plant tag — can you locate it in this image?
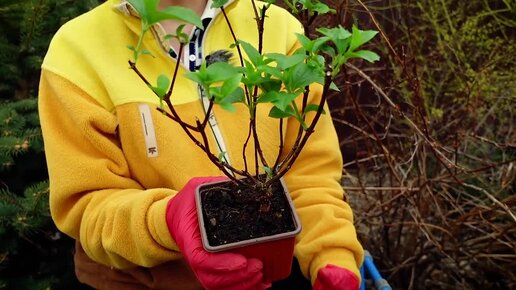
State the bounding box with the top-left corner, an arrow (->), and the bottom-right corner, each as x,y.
139,104 -> 158,158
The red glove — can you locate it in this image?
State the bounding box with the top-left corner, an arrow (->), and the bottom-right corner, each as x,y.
166,177 -> 270,290
313,265 -> 360,290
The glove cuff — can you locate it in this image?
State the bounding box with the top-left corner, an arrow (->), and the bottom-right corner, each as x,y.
311,249 -> 361,285
314,264 -> 359,290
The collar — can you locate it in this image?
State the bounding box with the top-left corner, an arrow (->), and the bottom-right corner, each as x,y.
112,0 -> 234,55
201,0 -> 216,21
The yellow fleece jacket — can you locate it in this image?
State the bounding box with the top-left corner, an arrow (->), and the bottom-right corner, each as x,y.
38,0 -> 364,284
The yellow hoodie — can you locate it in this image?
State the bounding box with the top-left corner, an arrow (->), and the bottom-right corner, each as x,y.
39,0 -> 364,284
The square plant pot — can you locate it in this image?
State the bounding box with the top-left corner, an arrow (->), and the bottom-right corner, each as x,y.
195,177 -> 302,282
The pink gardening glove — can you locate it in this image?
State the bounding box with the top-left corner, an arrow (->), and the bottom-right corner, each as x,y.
313,265 -> 360,290
166,176 -> 270,290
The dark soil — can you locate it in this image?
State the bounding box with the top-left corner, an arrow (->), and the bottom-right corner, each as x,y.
199,178 -> 297,247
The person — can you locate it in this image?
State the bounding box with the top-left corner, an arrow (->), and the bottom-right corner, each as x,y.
38,0 -> 364,289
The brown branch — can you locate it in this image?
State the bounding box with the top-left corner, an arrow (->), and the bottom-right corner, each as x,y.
194,118 -> 249,183
272,118 -> 286,170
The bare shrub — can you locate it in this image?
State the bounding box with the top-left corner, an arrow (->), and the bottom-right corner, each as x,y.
288,0 -> 516,289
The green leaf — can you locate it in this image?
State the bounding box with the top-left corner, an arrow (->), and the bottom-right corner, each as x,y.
241,60 -> 262,85
155,6 -> 203,28
298,0 -> 334,15
218,151 -> 228,162
265,53 -> 307,70
311,36 -> 331,52
127,0 -> 151,25
211,0 -> 230,8
212,87 -> 245,112
295,33 -> 313,52
273,92 -> 298,111
263,166 -> 273,177
218,102 -> 236,112
175,24 -> 189,44
127,0 -> 203,29
312,3 -> 335,14
348,50 -> 380,63
269,104 -> 295,118
288,62 -> 324,90
184,71 -> 205,85
239,40 -> 262,67
258,91 -> 298,111
151,74 -> 170,98
257,91 -> 280,103
209,86 -> 223,99
204,62 -> 242,84
224,87 -> 245,104
320,45 -> 336,57
259,79 -> 282,92
317,26 -> 352,54
304,103 -> 325,114
307,54 -> 325,71
350,25 -> 378,52
221,74 -> 243,96
258,65 -> 283,79
317,26 -> 352,41
329,82 -> 340,91
141,49 -> 154,56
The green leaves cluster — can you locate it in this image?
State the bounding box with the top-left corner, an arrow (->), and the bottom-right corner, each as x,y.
127,0 -> 379,108
127,0 -> 379,124
185,26 -> 379,126
186,40 -> 325,126
298,25 -> 379,76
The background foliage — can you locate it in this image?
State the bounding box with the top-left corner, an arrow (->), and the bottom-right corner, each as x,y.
0,0 -> 514,289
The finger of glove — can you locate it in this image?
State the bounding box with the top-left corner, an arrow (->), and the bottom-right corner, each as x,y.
184,176 -> 229,192
196,258 -> 264,290
314,265 -> 359,290
189,248 -> 248,272
170,176 -> 229,211
205,270 -> 266,290
168,176 -> 229,238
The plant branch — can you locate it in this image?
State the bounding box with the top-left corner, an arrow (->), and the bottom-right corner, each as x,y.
250,3 -> 270,176
268,70 -> 333,187
220,6 -> 251,105
194,118 -> 247,182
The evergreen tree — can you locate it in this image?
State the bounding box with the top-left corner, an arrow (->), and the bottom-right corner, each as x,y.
0,0 -> 101,100
0,99 -> 84,289
0,0 -> 101,289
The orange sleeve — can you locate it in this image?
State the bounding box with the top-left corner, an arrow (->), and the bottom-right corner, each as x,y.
39,70 -> 180,269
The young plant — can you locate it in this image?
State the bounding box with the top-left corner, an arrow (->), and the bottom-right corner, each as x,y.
126,0 -> 379,209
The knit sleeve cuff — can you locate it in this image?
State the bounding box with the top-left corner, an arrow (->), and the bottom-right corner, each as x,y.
147,197 -> 180,252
